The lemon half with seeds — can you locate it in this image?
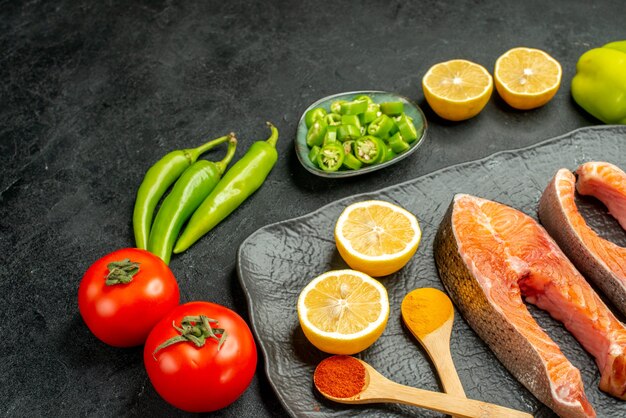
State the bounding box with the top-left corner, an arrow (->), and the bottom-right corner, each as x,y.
334,200 -> 421,277
297,269 -> 389,355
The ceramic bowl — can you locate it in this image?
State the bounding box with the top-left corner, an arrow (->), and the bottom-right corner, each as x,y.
295,90 -> 427,178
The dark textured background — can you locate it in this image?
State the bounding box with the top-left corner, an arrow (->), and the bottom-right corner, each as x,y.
0,0 -> 623,416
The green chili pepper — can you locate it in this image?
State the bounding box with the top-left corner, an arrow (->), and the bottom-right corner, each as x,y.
354,136 -> 383,164
308,145 -> 321,164
388,132 -> 410,153
337,124 -> 361,141
174,122 -> 279,253
375,137 -> 389,163
353,95 -> 373,104
317,142 -> 345,172
380,102 -> 404,116
367,114 -> 395,138
395,113 -> 419,142
341,114 -> 362,131
133,134 -> 230,250
340,99 -> 368,115
386,146 -> 397,162
343,140 -> 354,156
330,100 -> 347,114
323,126 -> 338,144
342,152 -> 363,170
306,119 -> 327,147
324,113 -> 342,126
359,103 -> 381,125
147,136 -> 238,264
304,107 -> 327,128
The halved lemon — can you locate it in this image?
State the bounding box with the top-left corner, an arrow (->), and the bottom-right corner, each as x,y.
334,200 -> 421,277
422,59 -> 493,121
494,47 -> 562,110
297,269 -> 389,354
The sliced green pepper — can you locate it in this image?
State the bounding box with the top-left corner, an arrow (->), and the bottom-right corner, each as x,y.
359,103 -> 381,125
388,132 -> 410,153
341,114 -> 362,131
342,140 -> 354,156
386,146 -> 397,162
304,107 -> 327,128
330,100 -> 347,114
354,136 -> 383,164
340,99 -> 368,115
375,137 -> 389,163
306,119 -> 327,147
324,113 -> 342,126
353,95 -> 373,104
342,152 -> 363,170
323,126 -> 338,145
367,114 -> 395,138
308,145 -> 321,164
571,40 -> 626,125
395,113 -> 418,142
317,143 -> 345,172
337,124 -> 361,141
380,102 -> 404,116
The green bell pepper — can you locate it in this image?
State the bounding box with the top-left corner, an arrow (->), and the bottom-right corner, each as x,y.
571,40 -> 626,124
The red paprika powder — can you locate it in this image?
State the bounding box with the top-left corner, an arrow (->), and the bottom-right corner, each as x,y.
313,355 -> 366,399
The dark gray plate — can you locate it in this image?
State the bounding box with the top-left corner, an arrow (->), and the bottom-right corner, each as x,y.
237,125 -> 626,418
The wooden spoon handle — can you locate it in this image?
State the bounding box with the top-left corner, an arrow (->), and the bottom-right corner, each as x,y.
366,380 -> 532,418
423,331 -> 466,397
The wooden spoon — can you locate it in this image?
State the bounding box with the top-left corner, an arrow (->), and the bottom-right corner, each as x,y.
401,288 -> 465,397
315,357 -> 532,418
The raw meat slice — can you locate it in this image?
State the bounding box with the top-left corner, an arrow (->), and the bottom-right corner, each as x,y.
539,166 -> 626,318
435,193 -> 626,417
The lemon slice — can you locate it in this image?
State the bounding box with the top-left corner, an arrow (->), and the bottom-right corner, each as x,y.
334,200 -> 421,277
422,59 -> 493,121
297,269 -> 389,354
494,47 -> 562,110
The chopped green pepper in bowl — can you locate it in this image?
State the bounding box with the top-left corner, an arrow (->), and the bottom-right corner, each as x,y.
295,91 -> 427,178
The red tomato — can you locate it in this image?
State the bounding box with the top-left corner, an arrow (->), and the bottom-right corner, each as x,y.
78,248 -> 179,347
143,301 -> 257,412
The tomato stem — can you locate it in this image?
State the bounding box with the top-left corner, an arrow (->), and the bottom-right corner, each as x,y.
105,258 -> 140,285
152,315 -> 227,359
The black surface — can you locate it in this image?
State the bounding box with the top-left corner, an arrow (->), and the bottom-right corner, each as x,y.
1,1 -> 623,416
238,126 -> 626,418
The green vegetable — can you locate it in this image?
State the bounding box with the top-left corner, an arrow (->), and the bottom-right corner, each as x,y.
132,135 -> 230,250
173,123 -> 279,253
342,152 -> 363,170
323,126 -> 338,144
340,99 -> 368,115
367,114 -> 395,138
354,136 -> 383,164
317,142 -> 345,172
395,113 -> 418,142
308,145 -> 321,164
147,136 -> 237,264
304,108 -> 327,128
571,40 -> 626,124
306,119 -> 327,147
388,132 -> 410,153
330,100 -> 347,114
359,103 -> 380,125
337,124 -> 361,141
380,102 -> 404,116
324,113 -> 342,126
